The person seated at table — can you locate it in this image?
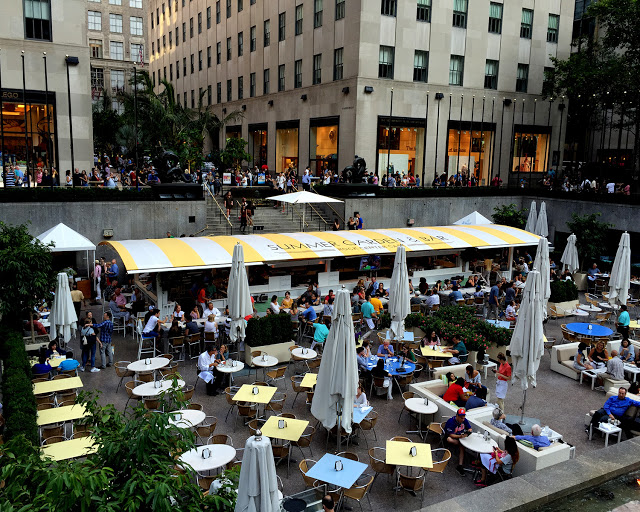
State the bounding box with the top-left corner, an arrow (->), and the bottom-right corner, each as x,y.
465,387 -> 487,410
504,300 -> 518,322
589,341 -> 609,369
113,288 -> 127,308
473,286 -> 485,299
356,346 -> 370,372
142,309 -> 162,338
620,338 -> 635,362
300,300 -> 318,326
443,377 -> 468,407
375,282 -> 388,298
474,436 -> 519,488
32,354 -> 52,376
190,305 -> 201,320
370,293 -> 383,315
587,263 -> 600,284
197,345 -> 225,396
184,317 -> 201,337
573,342 -> 594,371
595,350 -> 625,391
490,408 -> 523,436
418,277 -> 429,295
420,329 -> 441,347
26,313 -> 48,336
371,359 -> 393,400
311,317 -> 329,350
354,383 -> 368,407
361,339 -> 372,358
398,344 -> 416,363
408,279 -> 415,294
281,291 -> 294,309
204,314 -> 218,338
450,286 -> 463,303
377,339 -> 394,358
410,292 -> 423,306
130,287 -> 147,314
444,371 -> 456,386
424,290 -> 440,309
45,340 -> 66,359
297,284 -> 315,306
351,292 -> 361,314
445,334 -> 468,365
323,296 -> 334,317
464,275 -> 478,288
109,294 -> 130,324
512,424 -> 550,450
173,304 -> 185,321
444,408 -> 473,476
269,295 -> 280,314
289,304 -> 300,320
168,320 -> 182,339
464,365 -> 482,392
589,387 -> 640,440
203,301 -> 221,319
58,350 -> 80,373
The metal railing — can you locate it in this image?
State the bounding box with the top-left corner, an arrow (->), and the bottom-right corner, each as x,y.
311,185 -> 345,226
297,202 -> 330,231
204,184 -> 233,235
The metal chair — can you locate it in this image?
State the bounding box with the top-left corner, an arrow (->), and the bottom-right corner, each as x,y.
185,333 -> 202,360
265,392 -> 287,416
37,403 -> 55,411
234,402 -> 258,431
124,380 -> 143,411
398,391 -> 415,422
210,433 -> 233,446
299,459 -> 317,488
168,336 -> 185,362
368,447 -> 395,485
341,474 -> 374,512
290,375 -> 307,408
272,439 -> 292,477
427,448 -> 451,475
291,424 -> 315,458
358,410 -> 378,449
395,469 -> 426,507
114,361 -> 135,393
266,366 -> 287,388
336,451 -> 359,461
195,416 -> 218,445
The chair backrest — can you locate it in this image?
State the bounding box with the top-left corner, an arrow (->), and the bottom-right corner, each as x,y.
37,402 -> 54,410
361,410 -> 378,429
115,361 -> 134,377
42,424 -> 64,438
368,447 -> 394,474
299,459 -> 317,487
399,470 -> 425,491
343,474 -> 373,500
427,448 -> 451,473
58,399 -> 76,408
372,376 -> 386,387
411,304 -> 420,312
204,332 -> 217,341
251,351 -> 262,358
169,336 -> 184,347
391,436 -> 411,442
42,435 -> 66,445
187,402 -> 204,411
337,451 -> 359,461
211,434 -> 232,446
52,374 -> 70,380
291,376 -> 305,392
402,391 -> 414,401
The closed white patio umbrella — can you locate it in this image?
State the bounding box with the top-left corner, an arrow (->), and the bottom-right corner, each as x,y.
234,434 -> 280,512
311,288 -> 358,450
509,270 -> 545,423
560,234 -> 580,273
388,245 -> 410,341
534,202 -> 548,238
533,237 -> 551,314
608,232 -> 631,307
228,243 -> 253,343
49,272 -> 78,345
524,201 -> 537,233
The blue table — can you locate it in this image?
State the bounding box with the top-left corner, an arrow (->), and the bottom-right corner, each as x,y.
566,323 -> 613,337
486,320 -> 511,329
304,453 -> 368,489
365,357 -> 416,377
352,405 -> 373,425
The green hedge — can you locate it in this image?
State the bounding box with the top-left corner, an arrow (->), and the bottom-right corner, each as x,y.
0,328 -> 38,444
245,313 -> 294,347
549,279 -> 579,302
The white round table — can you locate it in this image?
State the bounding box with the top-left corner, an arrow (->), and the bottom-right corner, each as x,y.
133,379 -> 185,397
570,309 -> 589,317
128,357 -> 170,373
459,432 -> 498,454
253,355 -> 279,380
579,304 -> 602,313
404,398 -> 438,439
179,444 -> 236,472
216,360 -> 245,385
168,409 -> 206,428
291,348 -> 317,360
599,302 -> 619,310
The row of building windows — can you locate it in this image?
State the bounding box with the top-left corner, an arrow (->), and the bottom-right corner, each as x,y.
88,11 -> 144,35
90,39 -> 144,62
89,0 -> 143,7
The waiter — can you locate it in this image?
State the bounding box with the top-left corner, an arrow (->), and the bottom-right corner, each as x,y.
492,352 -> 512,413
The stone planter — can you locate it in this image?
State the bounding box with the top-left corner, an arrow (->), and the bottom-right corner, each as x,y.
244,340 -> 297,366
547,300 -> 580,317
485,343 -> 510,362
573,272 -> 588,292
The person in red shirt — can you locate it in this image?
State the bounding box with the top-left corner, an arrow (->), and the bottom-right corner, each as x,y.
492,352 -> 512,412
26,314 -> 48,336
442,377 -> 468,407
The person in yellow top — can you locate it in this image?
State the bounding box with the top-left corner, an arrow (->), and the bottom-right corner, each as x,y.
70,283 -> 85,318
370,295 -> 383,315
281,291 -> 294,309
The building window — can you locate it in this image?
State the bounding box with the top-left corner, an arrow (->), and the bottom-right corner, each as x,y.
169,63 -> 173,80
206,46 -> 212,67
378,45 -> 394,79
190,17 -> 194,38
336,0 -> 345,20
263,68 -> 270,94
183,57 -> 186,75
130,16 -> 143,36
453,0 -> 467,28
217,42 -> 221,64
543,66 -> 554,96
151,41 -> 155,54
169,31 -> 173,48
521,9 -> 533,39
156,7 -> 159,24
226,0 -> 231,18
191,90 -> 195,108
162,35 -> 166,49
238,0 -> 243,12
198,50 -> 203,70
25,0 -> 52,40
279,12 -> 286,41
207,85 -> 212,105
417,0 -> 431,22
183,92 -> 186,108
88,10 -> 102,31
176,59 -> 179,78
198,12 -> 202,33
381,0 -> 396,17
156,38 -> 159,54
314,0 -> 323,28
484,59 -> 498,89
226,37 -> 232,60
90,39 -> 103,59
488,2 -> 502,34
238,32 -> 244,56
150,12 -> 153,29
449,55 -> 464,85
333,47 -> 343,80
216,1 -> 221,23
217,82 -> 222,103
109,0 -> 122,4
109,13 -> 123,33
238,76 -> 244,99
190,53 -> 194,73
295,59 -> 302,88
131,43 -> 144,63
296,5 -> 303,35
547,14 -> 559,43
207,6 -> 211,29
91,66 -> 104,92
413,50 -> 428,83
516,63 -> 529,93
175,27 -> 179,46
250,72 -> 256,97
227,79 -> 232,101
111,69 -> 125,92
182,22 -> 186,41
250,26 -> 256,51
264,19 -> 270,46
278,64 -> 285,91
110,41 -> 124,60
163,67 -> 166,81
130,0 -> 142,7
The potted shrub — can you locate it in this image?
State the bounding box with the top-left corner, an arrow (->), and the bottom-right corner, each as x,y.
547,280 -> 579,317
244,313 -> 296,365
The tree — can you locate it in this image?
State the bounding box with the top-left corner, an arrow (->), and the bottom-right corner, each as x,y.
220,137 -> 252,172
491,204 -> 527,229
0,222 -> 56,330
92,91 -> 123,162
566,212 -> 613,271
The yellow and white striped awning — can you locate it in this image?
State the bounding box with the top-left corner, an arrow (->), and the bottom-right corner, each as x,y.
99,225 -> 540,274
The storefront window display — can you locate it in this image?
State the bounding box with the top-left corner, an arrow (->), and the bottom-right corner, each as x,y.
276,121 -> 299,174
248,124 -> 267,168
511,127 -> 550,174
310,117 -> 339,176
446,123 -> 495,185
376,117 -> 424,179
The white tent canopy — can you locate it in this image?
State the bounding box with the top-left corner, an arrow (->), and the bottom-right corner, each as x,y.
37,223 -> 96,252
453,211 -> 492,225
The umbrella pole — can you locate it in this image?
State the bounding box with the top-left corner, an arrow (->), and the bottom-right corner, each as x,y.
519,390 -> 527,425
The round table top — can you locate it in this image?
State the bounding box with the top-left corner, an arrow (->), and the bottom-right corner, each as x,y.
291,348 -> 317,360
128,357 -> 170,372
253,355 -> 279,367
566,323 -> 613,337
216,360 -> 245,373
179,444 -> 236,472
579,304 -> 602,312
570,309 -> 589,317
599,302 -> 620,310
459,432 -> 498,454
404,397 -> 438,415
168,409 -> 206,428
133,379 -> 185,397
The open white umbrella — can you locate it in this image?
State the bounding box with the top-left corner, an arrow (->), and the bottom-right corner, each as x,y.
608,232 -> 631,307
311,288 -> 358,449
266,190 -> 343,231
49,272 -> 78,345
509,270 -> 545,423
228,244 -> 253,343
234,434 -> 280,512
534,202 -> 548,238
524,201 -> 537,233
388,245 -> 410,340
533,237 -> 551,315
560,234 -> 579,273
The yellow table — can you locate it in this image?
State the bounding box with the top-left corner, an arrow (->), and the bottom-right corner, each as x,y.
300,373 -> 318,389
48,356 -> 66,368
261,416 -> 309,441
41,437 -> 96,461
34,377 -> 83,395
37,404 -> 87,426
630,321 -> 639,330
233,384 -> 277,404
420,347 -> 453,358
385,440 -> 433,468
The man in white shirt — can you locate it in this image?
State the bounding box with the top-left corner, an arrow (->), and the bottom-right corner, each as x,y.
197,346 -> 223,396
203,301 -> 221,319
606,181 -> 616,193
425,290 -> 440,309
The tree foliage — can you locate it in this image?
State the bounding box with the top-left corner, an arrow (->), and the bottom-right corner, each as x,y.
220,137 -> 252,172
566,213 -> 613,271
491,204 -> 527,229
92,91 -> 123,161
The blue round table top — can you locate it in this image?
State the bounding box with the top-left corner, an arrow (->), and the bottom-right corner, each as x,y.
365,356 -> 416,376
566,322 -> 613,337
